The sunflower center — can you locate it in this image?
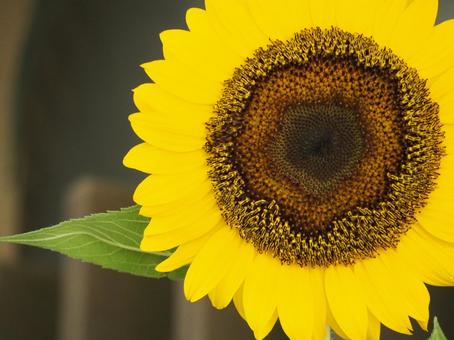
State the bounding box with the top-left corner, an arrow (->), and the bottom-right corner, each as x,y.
206,27 -> 444,267
269,102 -> 364,195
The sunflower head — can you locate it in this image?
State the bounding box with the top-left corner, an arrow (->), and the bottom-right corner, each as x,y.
125,1 -> 454,339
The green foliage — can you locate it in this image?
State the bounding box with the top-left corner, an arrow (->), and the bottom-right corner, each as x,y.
429,317 -> 447,340
0,206 -> 185,280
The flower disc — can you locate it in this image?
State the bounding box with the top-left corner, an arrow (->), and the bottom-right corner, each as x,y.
207,27 -> 443,266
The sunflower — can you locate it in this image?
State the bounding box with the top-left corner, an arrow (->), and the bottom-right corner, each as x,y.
124,0 -> 454,339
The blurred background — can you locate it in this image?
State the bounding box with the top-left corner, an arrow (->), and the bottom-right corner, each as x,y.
0,0 -> 453,339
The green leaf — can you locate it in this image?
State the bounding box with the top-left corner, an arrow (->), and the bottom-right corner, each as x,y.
429,317 -> 447,340
0,206 -> 181,280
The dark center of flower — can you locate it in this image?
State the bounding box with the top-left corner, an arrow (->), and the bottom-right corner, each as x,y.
206,27 -> 444,267
268,102 -> 365,196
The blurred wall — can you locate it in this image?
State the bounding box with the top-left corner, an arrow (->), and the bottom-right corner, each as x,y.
0,0 -> 33,263
439,0 -> 454,22
16,0 -> 201,233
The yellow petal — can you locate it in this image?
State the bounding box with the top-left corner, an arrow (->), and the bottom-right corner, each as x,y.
142,59 -> 221,105
145,194 -> 217,235
129,113 -> 205,152
204,0 -> 268,56
233,284 -> 277,340
309,0 -> 337,29
147,187 -> 215,217
367,313 -> 381,340
277,265 -> 314,340
243,253 -> 280,339
311,269 -> 328,340
233,283 -> 246,320
405,225 -> 454,286
439,95 -> 454,126
411,19 -> 454,79
255,311 -> 278,340
138,180 -> 214,218
372,0 -> 409,48
185,7 -> 243,72
141,208 -> 222,251
155,230 -> 217,272
133,171 -> 209,206
355,257 -> 413,334
429,67 -> 454,104
396,228 -> 451,286
184,226 -> 241,302
380,249 -> 430,328
160,28 -> 235,81
129,111 -> 205,138
123,143 -> 206,175
418,126 -> 454,242
246,0 -> 311,41
209,238 -> 256,309
133,83 -> 213,123
325,265 -> 368,340
334,0 -> 379,35
387,0 -> 438,61
418,203 -> 454,244
443,98 -> 454,124
327,303 -> 348,339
